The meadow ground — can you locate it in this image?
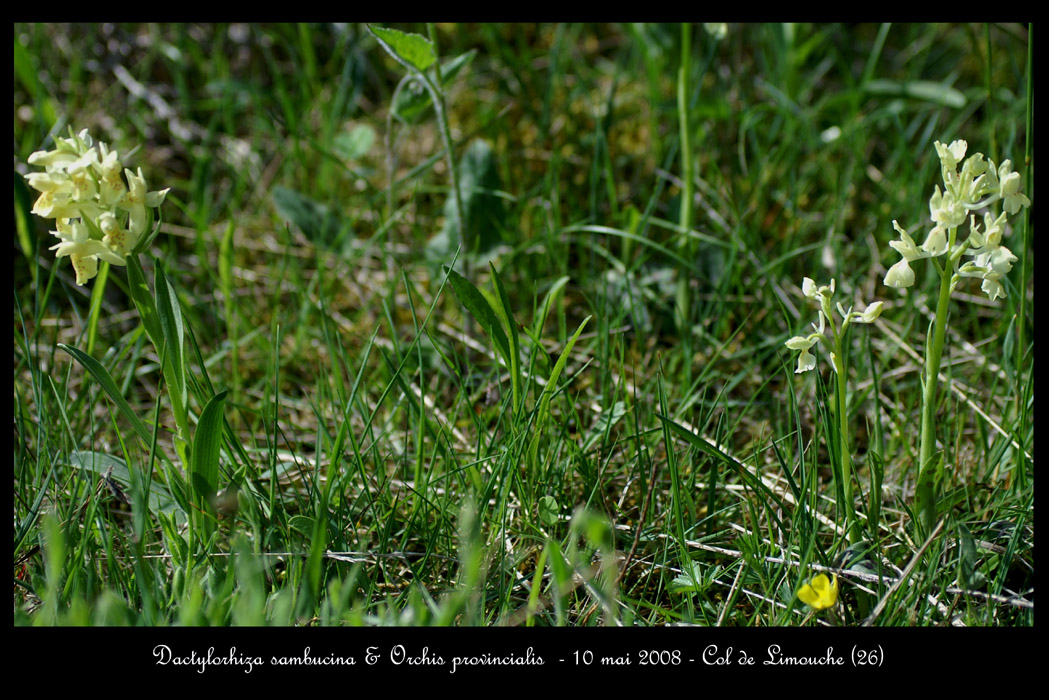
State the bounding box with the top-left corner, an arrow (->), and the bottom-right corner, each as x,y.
13,23 -> 1033,631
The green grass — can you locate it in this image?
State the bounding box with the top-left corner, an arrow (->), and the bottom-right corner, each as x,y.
13,22 -> 1033,627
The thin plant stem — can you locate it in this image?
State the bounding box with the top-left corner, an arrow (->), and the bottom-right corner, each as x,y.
829,330 -> 858,544
676,23 -> 694,347
424,23 -> 467,263
370,24 -> 466,265
1016,24 -> 1032,439
916,248 -> 955,536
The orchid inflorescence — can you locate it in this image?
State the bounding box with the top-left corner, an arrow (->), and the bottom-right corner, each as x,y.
883,138 -> 1030,537
884,139 -> 1030,301
24,128 -> 169,285
784,277 -> 883,545
784,277 -> 883,375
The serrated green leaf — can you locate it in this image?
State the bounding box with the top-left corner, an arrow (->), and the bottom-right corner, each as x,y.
369,25 -> 436,72
669,562 -> 705,594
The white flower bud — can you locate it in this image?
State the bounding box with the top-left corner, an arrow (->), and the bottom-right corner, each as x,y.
855,301 -> 884,324
802,277 -> 819,299
935,140 -> 967,171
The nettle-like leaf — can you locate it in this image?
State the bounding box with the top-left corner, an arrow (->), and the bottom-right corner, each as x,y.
369,26 -> 435,72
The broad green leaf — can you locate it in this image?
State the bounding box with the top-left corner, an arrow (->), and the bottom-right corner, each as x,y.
867,451 -> 884,539
289,515 -> 315,537
434,48 -> 475,84
545,539 -> 572,623
85,260 -> 109,356
14,450 -> 60,557
445,266 -> 511,366
68,450 -> 180,518
126,256 -> 163,356
538,315 -> 590,422
573,506 -> 614,553
369,26 -> 436,72
428,139 -> 508,260
306,503 -> 329,598
190,389 -> 228,510
59,344 -> 152,446
526,545 -> 549,626
1001,315 -> 1017,382
154,263 -> 188,431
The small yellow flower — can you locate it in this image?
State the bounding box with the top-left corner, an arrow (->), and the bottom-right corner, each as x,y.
798,573 -> 839,610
